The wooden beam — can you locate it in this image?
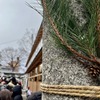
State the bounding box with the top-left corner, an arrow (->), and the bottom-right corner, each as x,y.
25,48 -> 42,73
28,74 -> 42,79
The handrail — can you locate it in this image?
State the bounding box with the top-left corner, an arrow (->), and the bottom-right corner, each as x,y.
28,74 -> 42,79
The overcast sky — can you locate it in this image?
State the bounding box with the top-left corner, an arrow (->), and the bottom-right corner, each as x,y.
0,0 -> 42,50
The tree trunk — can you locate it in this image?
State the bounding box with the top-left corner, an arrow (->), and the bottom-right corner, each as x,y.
12,67 -> 15,72
42,13 -> 99,100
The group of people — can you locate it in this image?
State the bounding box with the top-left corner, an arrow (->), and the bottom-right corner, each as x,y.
0,76 -> 23,100
0,76 -> 42,100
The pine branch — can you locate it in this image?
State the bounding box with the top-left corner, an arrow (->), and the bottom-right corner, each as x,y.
42,0 -> 100,65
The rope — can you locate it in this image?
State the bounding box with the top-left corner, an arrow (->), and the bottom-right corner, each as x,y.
41,83 -> 100,98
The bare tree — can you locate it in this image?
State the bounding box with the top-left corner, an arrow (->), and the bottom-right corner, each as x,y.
26,0 -> 43,16
18,29 -> 35,57
0,47 -> 25,72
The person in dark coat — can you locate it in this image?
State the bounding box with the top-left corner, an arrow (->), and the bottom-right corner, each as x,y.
11,77 -> 18,85
12,85 -> 23,100
27,91 -> 41,100
13,95 -> 23,100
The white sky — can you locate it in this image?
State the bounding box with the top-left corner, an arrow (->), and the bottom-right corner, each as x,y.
0,0 -> 42,50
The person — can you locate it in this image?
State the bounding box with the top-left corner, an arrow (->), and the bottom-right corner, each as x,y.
11,77 -> 18,85
7,77 -> 18,91
0,89 -> 12,100
27,91 -> 41,100
27,87 -> 32,97
17,81 -> 23,89
6,85 -> 13,92
12,85 -> 23,100
1,76 -> 7,85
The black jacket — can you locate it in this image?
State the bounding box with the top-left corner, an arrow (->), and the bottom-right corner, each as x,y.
12,85 -> 23,100
13,95 -> 23,100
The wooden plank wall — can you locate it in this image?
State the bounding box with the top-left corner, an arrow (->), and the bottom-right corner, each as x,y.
28,64 -> 42,92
